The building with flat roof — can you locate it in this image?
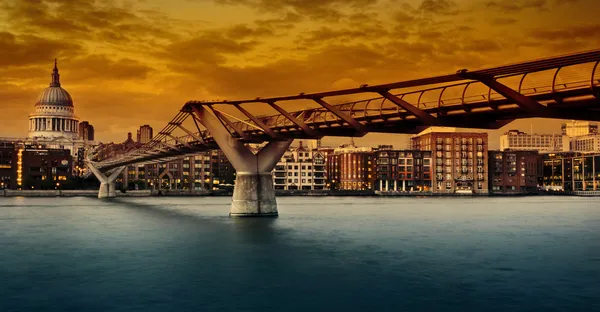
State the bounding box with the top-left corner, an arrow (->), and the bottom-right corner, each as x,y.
542,152 -> 600,191
561,121 -> 598,137
412,131 -> 488,194
374,146 -> 432,192
488,150 -> 542,194
499,130 -> 568,153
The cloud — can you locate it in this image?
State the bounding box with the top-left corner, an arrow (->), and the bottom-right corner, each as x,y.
0,31 -> 82,67
418,0 -> 459,15
1,0 -> 178,49
485,0 -> 547,12
214,0 -> 378,20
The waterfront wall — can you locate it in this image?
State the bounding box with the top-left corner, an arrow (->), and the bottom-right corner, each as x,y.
2,190 -> 152,197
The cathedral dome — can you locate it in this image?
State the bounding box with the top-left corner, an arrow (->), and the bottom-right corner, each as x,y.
37,86 -> 73,107
36,59 -> 73,107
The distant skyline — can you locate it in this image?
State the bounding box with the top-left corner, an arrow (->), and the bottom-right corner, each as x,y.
1,0 -> 599,147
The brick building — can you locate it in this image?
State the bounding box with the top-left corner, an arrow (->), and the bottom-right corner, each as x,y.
327,144 -> 375,191
374,146 -> 433,192
412,129 -> 488,194
488,150 -> 542,194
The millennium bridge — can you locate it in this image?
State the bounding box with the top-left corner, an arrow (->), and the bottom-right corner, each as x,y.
88,49 -> 600,216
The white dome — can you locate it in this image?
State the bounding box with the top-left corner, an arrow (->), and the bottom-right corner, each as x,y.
37,86 -> 74,107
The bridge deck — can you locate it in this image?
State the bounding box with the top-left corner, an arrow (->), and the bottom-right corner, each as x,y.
92,49 -> 600,171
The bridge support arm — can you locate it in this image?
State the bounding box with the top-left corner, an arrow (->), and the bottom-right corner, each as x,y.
87,162 -> 126,198
190,104 -> 293,217
457,71 -> 549,115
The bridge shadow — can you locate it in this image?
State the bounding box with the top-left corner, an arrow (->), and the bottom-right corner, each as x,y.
107,197 -> 282,244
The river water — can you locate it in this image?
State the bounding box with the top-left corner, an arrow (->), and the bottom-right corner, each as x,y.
0,196 -> 598,311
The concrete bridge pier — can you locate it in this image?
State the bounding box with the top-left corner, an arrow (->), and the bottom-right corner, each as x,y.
87,162 -> 126,198
191,105 -> 292,217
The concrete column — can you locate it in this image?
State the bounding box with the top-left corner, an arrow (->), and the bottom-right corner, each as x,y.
394,180 -> 398,191
379,179 -> 383,191
402,180 -> 406,191
123,167 -> 129,190
86,161 -> 125,198
192,105 -> 292,217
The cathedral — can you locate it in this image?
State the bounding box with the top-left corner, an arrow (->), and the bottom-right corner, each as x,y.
25,60 -> 94,158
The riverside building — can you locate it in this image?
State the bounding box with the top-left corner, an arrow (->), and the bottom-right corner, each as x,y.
374,146 -> 433,192
488,150 -> 542,194
411,128 -> 489,194
273,141 -> 327,190
499,130 -> 568,153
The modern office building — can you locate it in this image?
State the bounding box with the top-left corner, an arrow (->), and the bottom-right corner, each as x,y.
542,152 -> 600,191
499,130 -> 568,153
136,125 -> 153,144
273,141 -> 327,190
488,150 -> 542,194
411,128 -> 489,194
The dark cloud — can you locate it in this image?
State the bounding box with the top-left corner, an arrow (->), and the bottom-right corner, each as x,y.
215,0 -> 378,20
163,31 -> 260,67
530,23 -> 600,41
1,0 -> 177,48
65,55 -> 154,82
490,17 -> 519,25
418,0 -> 459,15
0,31 -> 83,67
485,0 -> 547,12
297,26 -> 389,46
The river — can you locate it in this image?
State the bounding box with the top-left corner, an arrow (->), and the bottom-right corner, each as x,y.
0,196 -> 598,311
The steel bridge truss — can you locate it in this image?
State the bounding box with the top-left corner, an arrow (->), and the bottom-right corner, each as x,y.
94,49 -> 600,171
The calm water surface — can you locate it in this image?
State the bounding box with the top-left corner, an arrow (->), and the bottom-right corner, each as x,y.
0,196 -> 598,311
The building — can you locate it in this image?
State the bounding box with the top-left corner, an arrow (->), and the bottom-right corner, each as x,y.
542,152 -> 600,191
561,121 -> 598,137
0,141 -> 16,189
499,130 -> 568,153
570,134 -> 600,152
411,128 -> 488,194
326,142 -> 375,191
211,150 -> 235,188
273,141 -> 327,190
488,150 -> 542,194
137,125 -> 153,144
21,60 -> 93,166
375,146 -> 433,192
17,146 -> 72,190
78,121 -> 94,141
123,154 -> 213,191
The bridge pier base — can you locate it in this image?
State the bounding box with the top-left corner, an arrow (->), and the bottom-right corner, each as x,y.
87,162 -> 126,199
231,172 -> 278,217
191,105 -> 293,217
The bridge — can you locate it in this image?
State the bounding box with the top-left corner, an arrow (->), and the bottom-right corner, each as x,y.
88,49 -> 600,216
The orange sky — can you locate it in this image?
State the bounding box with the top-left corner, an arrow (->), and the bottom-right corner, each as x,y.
1,0 -> 599,148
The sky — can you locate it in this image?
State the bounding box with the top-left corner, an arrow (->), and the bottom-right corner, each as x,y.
1,0 -> 599,148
